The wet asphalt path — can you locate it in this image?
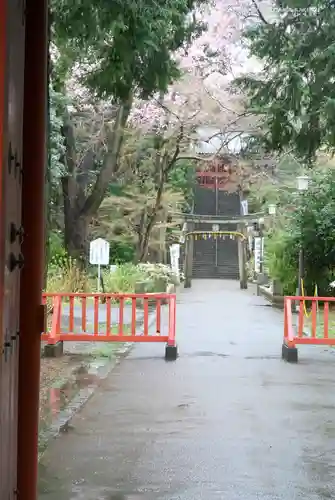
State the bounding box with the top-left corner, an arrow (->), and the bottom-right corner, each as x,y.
39,280 -> 335,499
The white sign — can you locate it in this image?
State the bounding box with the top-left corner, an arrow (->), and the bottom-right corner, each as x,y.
254,237 -> 264,274
89,238 -> 110,293
89,238 -> 110,265
170,244 -> 180,278
170,244 -> 180,259
241,200 -> 248,216
212,223 -> 219,232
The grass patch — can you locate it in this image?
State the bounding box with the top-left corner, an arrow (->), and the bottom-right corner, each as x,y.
46,260 -> 93,294
102,263 -> 148,293
82,323 -> 131,336
304,308 -> 335,338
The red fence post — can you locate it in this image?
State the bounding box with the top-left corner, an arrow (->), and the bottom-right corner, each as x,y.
43,297 -> 63,357
282,297 -> 298,363
81,296 -> 87,332
324,302 -> 329,339
156,299 -> 161,334
49,296 -> 61,345
284,298 -> 288,342
69,296 -> 74,333
165,295 -> 178,361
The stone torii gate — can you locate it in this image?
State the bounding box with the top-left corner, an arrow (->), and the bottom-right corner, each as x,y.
182,214 -> 263,289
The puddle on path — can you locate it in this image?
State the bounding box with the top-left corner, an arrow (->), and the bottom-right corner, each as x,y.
38,344 -> 128,456
243,355 -> 280,360
188,351 -> 229,358
39,363 -> 99,452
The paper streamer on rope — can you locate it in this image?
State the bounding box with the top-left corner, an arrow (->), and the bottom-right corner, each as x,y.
193,232 -> 238,240
185,231 -> 245,241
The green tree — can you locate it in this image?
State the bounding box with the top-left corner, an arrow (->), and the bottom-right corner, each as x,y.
292,169 -> 335,293
95,126 -> 193,262
265,168 -> 335,295
235,0 -> 335,161
50,0 -> 206,263
48,83 -> 66,230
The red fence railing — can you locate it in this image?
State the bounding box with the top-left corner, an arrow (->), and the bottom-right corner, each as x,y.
42,292 -> 178,360
283,296 -> 335,362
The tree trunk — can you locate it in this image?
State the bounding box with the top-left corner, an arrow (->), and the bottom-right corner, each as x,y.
62,175 -> 89,265
64,206 -> 89,264
59,96 -> 133,263
137,170 -> 165,262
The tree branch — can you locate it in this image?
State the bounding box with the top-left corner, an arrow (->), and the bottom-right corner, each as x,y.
251,0 -> 270,24
80,95 -> 133,217
164,123 -> 185,174
61,108 -> 77,174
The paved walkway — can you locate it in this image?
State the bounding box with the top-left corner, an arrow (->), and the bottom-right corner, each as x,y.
39,281 -> 335,500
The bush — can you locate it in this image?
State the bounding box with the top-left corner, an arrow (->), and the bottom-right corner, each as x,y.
48,232 -> 68,269
265,229 -> 297,295
46,256 -> 181,298
102,264 -> 145,294
109,241 -> 135,264
137,263 -> 182,287
102,262 -> 182,294
46,259 -> 93,294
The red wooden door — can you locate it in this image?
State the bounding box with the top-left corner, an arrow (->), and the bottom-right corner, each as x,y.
0,1 -> 26,498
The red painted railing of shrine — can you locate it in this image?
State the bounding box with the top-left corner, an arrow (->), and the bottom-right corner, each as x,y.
283,296 -> 335,362
284,296 -> 335,347
42,293 -> 177,357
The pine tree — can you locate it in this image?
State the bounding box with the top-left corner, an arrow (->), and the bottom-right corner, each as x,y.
235,0 -> 335,161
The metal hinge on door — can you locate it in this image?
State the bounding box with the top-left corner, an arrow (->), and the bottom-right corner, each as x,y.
8,252 -> 24,272
3,330 -> 12,362
8,142 -> 14,173
10,223 -> 24,244
3,331 -> 19,362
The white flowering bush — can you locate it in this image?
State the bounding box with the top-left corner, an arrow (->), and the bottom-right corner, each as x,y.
102,262 -> 183,294
137,263 -> 183,287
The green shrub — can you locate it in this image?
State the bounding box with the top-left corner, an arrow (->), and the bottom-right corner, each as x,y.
48,232 -> 68,269
109,241 -> 135,264
102,263 -> 181,294
265,229 -> 297,295
102,264 -> 145,294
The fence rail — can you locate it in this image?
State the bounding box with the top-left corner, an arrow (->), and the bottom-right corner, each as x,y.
42,292 -> 178,360
283,296 -> 335,362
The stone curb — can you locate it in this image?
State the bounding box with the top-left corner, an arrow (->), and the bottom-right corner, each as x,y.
38,311 -> 157,461
258,284 -> 284,309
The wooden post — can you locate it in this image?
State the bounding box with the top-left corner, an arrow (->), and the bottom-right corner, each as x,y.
237,224 -> 248,289
242,237 -> 248,289
184,222 -> 194,288
17,0 -> 48,499
159,225 -> 166,264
